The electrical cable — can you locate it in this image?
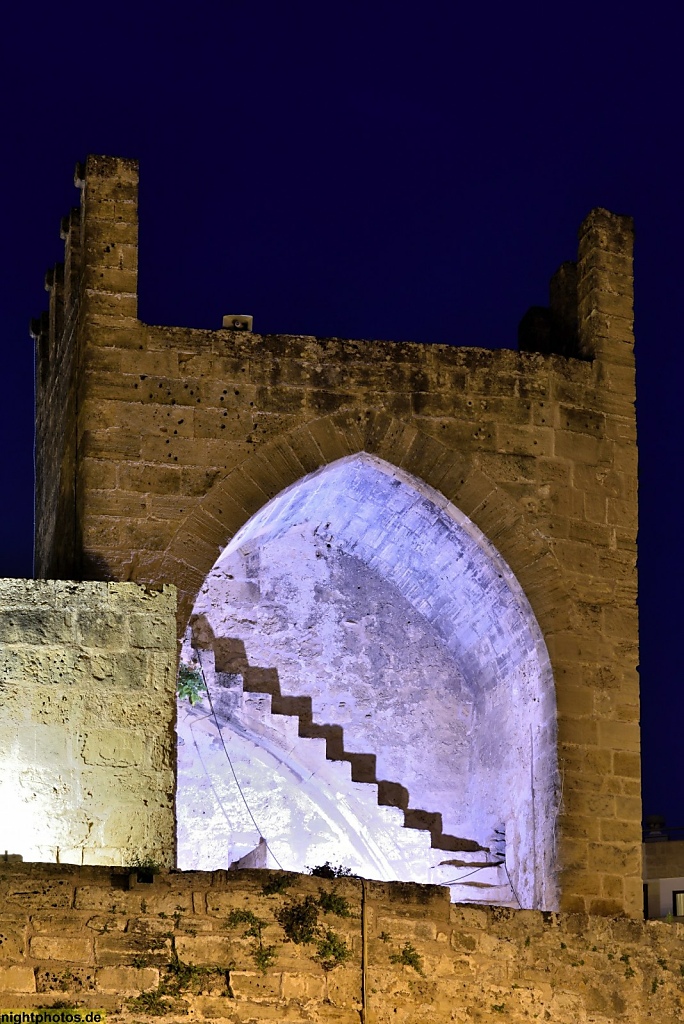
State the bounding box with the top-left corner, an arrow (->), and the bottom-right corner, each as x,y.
504,863 -> 523,909
195,649 -> 284,870
440,861 -> 505,886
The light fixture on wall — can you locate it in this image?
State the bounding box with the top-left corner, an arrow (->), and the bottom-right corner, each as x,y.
222,315 -> 253,331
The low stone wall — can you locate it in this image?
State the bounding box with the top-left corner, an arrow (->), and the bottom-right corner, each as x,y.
0,863 -> 682,1022
0,580 -> 177,866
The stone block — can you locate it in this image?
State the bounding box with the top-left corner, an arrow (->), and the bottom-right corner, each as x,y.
325,965 -> 362,1006
5,880 -> 74,910
599,818 -> 641,844
281,971 -> 326,1000
0,965 -> 36,992
30,935 -> 93,962
81,730 -> 145,767
174,934 -> 236,966
613,748 -> 641,779
94,932 -> 172,965
588,897 -> 624,916
30,913 -> 92,935
190,995 -> 241,1017
119,463 -> 182,494
587,843 -> 641,876
614,795 -> 642,821
229,969 -> 282,1001
75,608 -> 127,648
96,965 -> 159,993
597,719 -> 640,753
0,919 -> 27,959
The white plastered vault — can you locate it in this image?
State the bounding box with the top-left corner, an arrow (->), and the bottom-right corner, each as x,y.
177,453 -> 559,909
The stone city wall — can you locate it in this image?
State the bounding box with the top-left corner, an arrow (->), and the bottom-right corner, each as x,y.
31,156 -> 640,916
0,863 -> 682,1022
0,580 -> 177,866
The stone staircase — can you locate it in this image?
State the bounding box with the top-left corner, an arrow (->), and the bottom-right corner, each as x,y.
185,615 -> 516,906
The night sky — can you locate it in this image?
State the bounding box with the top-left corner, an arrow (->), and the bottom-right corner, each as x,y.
0,6 -> 681,827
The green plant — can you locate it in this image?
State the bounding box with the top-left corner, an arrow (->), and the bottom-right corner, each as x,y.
492,1005 -> 505,1014
127,853 -> 161,878
309,861 -> 353,878
276,896 -> 320,944
315,929 -> 352,971
560,942 -> 567,950
389,942 -> 425,976
56,969 -> 78,991
164,957 -> 227,995
524,935 -> 530,947
318,888 -> 351,918
379,931 -> 391,942
261,873 -> 294,896
252,944 -> 279,972
127,989 -> 174,1016
625,966 -> 636,979
177,663 -> 207,705
39,1003 -> 84,1011
128,946 -> 228,1013
227,908 -> 278,974
651,977 -> 660,993
275,894 -> 352,971
666,911 -> 674,923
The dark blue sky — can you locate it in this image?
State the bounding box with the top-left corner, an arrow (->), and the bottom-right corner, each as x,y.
0,4 -> 681,825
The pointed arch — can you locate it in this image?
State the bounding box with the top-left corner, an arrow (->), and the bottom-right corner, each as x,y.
175,446 -> 561,909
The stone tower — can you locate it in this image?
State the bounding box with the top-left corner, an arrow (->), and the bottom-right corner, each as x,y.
26,155 -> 639,916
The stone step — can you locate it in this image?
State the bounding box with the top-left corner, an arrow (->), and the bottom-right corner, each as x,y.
230,695 -> 444,870
428,862 -> 507,887
448,883 -> 517,907
182,662 -> 511,904
236,685 -> 505,883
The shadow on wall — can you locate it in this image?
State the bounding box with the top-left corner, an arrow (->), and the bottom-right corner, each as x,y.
176,453 -> 559,910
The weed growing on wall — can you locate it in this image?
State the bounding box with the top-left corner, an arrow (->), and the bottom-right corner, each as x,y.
227,908 -> 278,973
389,942 -> 425,975
276,891 -> 353,970
128,989 -> 173,1016
177,663 -> 207,704
276,895 -> 319,944
317,888 -> 351,917
309,861 -> 354,878
261,872 -> 295,896
315,928 -> 353,971
127,943 -> 229,1014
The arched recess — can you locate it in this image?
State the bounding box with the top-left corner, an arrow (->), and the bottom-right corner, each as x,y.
174,447 -> 561,910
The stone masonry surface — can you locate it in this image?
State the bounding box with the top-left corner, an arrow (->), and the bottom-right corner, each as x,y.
0,863 -> 681,1022
0,580 -> 177,866
30,155 -> 640,917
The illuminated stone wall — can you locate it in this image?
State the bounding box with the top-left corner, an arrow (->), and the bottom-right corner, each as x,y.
31,156 -> 639,916
0,863 -> 682,1022
0,580 -> 177,866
